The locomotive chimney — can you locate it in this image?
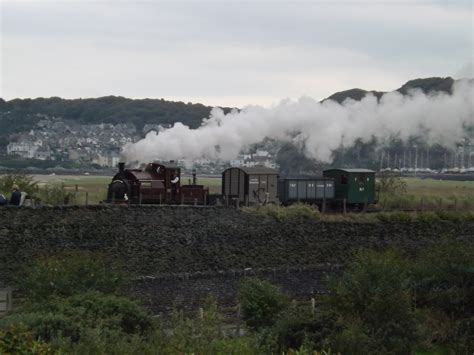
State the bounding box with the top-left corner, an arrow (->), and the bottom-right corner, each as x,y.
118,162 -> 125,173
192,168 -> 197,185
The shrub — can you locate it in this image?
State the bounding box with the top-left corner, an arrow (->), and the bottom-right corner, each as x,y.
0,312 -> 80,342
0,324 -> 56,354
243,203 -> 320,221
377,176 -> 407,196
17,251 -> 123,301
415,211 -> 440,223
239,278 -> 289,330
411,239 -> 474,352
36,184 -> 76,205
267,307 -> 337,354
327,249 -> 419,353
413,239 -> 474,317
0,172 -> 39,196
0,292 -> 153,342
435,210 -> 474,222
376,212 -> 412,222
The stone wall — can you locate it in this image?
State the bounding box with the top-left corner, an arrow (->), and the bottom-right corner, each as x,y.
1,205 -> 472,312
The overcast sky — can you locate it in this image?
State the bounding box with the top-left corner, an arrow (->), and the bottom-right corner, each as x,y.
1,0 -> 472,107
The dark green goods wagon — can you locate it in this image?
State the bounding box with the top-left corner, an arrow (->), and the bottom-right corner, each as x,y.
323,168 -> 376,204
277,178 -> 335,204
222,167 -> 279,205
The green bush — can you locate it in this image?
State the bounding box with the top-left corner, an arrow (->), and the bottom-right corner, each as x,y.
51,298 -> 257,355
376,211 -> 413,222
266,307 -> 337,354
413,239 -> 474,351
327,249 -> 419,354
243,203 -> 320,221
0,312 -> 80,342
378,176 -> 407,196
0,324 -> 57,354
0,172 -> 38,196
415,211 -> 441,223
36,184 -> 76,205
17,251 -> 123,301
0,292 -> 153,343
435,210 -> 474,222
418,240 -> 474,352
239,278 -> 289,330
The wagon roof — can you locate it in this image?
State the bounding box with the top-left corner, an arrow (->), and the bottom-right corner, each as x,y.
236,166 -> 279,175
240,166 -> 278,175
324,168 -> 375,173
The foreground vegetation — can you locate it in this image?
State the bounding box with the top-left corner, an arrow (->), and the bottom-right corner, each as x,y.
244,203 -> 474,223
1,238 -> 472,354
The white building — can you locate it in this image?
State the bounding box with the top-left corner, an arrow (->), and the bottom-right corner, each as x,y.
7,141 -> 42,159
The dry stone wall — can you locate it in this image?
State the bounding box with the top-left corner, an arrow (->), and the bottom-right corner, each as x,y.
1,205 -> 472,312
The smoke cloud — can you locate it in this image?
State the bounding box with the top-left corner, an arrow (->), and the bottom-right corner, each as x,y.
123,79 -> 473,164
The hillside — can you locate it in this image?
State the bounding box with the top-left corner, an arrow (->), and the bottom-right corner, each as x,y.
0,96 -> 233,138
325,76 -> 455,104
0,77 -> 461,137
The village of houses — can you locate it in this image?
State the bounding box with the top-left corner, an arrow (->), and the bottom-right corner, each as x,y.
2,115 -> 278,173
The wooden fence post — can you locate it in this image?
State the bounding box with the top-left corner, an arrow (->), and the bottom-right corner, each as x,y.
311,297 -> 315,315
236,303 -> 241,336
85,192 -> 89,206
343,198 -> 347,214
0,287 -> 13,315
322,196 -> 326,214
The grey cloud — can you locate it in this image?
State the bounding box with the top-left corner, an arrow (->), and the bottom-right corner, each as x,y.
1,0 -> 472,105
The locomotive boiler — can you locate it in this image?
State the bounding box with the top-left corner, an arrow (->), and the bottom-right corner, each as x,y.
107,162 -> 209,205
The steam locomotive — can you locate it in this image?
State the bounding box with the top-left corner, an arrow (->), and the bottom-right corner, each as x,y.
107,162 -> 377,209
107,162 -> 209,205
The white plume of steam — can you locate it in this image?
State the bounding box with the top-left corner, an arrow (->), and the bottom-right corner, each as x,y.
123,79 -> 473,164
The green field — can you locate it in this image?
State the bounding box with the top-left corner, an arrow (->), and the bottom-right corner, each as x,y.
380,177 -> 474,210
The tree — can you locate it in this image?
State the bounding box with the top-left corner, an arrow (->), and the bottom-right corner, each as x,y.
0,173 -> 38,196
328,249 -> 419,354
